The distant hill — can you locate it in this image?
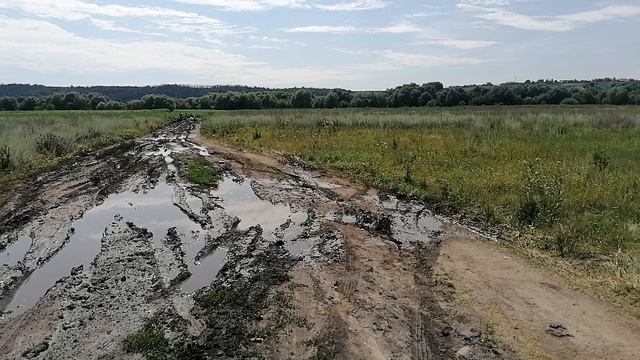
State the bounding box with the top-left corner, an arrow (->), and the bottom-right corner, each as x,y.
0,84 -> 336,102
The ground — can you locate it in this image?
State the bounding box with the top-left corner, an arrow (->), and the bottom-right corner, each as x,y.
0,118 -> 638,359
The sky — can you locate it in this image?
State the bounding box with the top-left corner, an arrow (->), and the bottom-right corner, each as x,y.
0,0 -> 639,90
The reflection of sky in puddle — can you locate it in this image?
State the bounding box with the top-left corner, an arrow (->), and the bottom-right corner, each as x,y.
3,173 -> 314,319
3,182 -> 208,318
181,247 -> 228,293
214,178 -> 307,242
0,235 -> 32,267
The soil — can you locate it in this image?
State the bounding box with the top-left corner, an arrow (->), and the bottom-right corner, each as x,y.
0,118 -> 637,359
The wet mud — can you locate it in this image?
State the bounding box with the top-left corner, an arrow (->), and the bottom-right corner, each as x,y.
0,118 -> 507,359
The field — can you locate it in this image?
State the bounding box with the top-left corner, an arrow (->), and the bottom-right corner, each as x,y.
0,110 -> 171,182
1,107 -> 639,359
201,106 -> 640,288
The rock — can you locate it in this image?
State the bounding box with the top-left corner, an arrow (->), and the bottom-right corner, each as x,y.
70,265 -> 83,276
546,323 -> 573,338
456,345 -> 472,359
22,342 -> 49,358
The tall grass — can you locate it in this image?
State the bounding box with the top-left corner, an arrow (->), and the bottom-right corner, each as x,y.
0,110 -> 170,179
201,107 -> 640,267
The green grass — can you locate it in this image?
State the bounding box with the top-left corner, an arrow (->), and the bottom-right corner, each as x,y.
123,319 -> 169,360
200,106 -> 640,304
182,156 -> 219,187
0,110 -> 172,182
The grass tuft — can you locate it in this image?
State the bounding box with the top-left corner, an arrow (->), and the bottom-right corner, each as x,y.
123,319 -> 169,360
183,156 -> 219,187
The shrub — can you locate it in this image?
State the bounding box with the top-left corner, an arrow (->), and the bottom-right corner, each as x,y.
0,145 -> 14,172
516,159 -> 565,227
34,133 -> 72,157
592,149 -> 610,172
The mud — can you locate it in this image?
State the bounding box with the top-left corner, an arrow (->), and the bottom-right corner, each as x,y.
0,117 -> 503,359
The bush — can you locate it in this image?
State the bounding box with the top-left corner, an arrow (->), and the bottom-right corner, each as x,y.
0,145 -> 14,172
34,133 -> 72,157
560,97 -> 579,105
592,149 -> 610,171
516,159 -> 565,227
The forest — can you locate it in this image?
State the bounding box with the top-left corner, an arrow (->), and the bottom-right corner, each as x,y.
0,79 -> 639,111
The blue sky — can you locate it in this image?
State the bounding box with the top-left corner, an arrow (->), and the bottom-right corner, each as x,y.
0,0 -> 638,89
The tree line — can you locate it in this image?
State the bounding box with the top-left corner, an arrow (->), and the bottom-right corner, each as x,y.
1,80 -> 639,111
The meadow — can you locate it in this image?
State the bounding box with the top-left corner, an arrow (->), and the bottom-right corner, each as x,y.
0,110 -> 171,181
0,107 -> 638,305
201,106 -> 640,302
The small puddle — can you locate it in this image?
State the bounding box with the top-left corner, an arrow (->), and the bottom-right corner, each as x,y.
0,235 -> 32,267
181,247 -> 228,293
214,177 -> 308,242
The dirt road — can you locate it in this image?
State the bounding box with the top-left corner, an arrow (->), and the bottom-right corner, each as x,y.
0,119 -> 637,359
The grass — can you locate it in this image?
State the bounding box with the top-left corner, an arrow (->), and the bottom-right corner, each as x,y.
181,156 -> 219,187
123,319 -> 169,360
200,106 -> 640,308
0,110 -> 172,183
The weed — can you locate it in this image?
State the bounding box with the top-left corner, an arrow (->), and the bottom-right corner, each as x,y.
123,319 -> 169,360
0,145 -> 13,172
34,133 -> 71,157
253,130 -> 262,140
592,149 -> 610,171
516,159 -> 565,227
0,110 -> 169,181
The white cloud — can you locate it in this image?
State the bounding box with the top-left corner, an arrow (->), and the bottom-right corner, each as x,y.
286,21 -> 428,34
174,0 -> 386,11
459,3 -> 640,32
173,0 -> 309,11
0,0 -> 247,43
428,39 -> 497,50
286,25 -> 359,33
373,21 -> 424,33
379,50 -> 486,67
0,17 -> 360,86
316,0 -> 387,11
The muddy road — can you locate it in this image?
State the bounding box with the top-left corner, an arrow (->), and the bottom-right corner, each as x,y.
0,118 -> 638,360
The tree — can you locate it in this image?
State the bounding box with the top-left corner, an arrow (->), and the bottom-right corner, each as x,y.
19,97 -> 38,111
0,97 -> 18,111
324,91 -> 339,109
290,89 -> 312,108
604,87 -> 630,105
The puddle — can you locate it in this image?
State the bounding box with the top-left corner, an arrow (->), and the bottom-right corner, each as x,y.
181,247 -> 228,293
214,177 -> 308,242
3,182 -> 208,318
3,175 -> 316,318
0,235 -> 32,267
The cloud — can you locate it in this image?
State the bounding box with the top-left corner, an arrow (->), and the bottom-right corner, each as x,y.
174,0 -> 386,11
286,21 -> 495,49
427,39 -> 497,50
173,0 -> 308,11
0,0 -> 247,43
459,3 -> 640,32
286,25 -> 360,33
379,50 -> 486,67
316,0 -> 387,11
286,21 -> 427,34
0,17 -> 359,86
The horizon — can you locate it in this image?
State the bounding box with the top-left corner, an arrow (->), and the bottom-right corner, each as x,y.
1,1 -> 639,90
3,77 -> 638,93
